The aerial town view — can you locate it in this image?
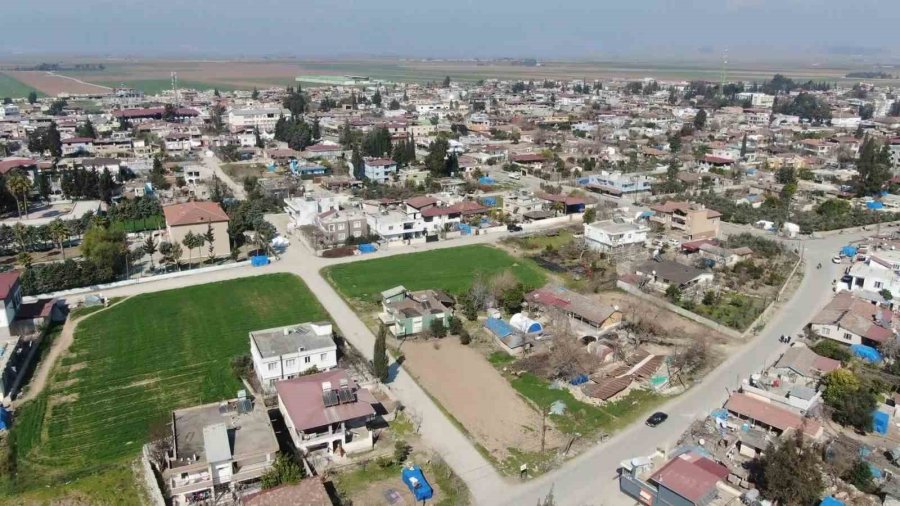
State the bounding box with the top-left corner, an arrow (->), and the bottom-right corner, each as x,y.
1,1 -> 900,505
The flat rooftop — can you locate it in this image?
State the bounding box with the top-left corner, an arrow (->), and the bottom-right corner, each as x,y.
250,322 -> 334,359
171,398 -> 278,469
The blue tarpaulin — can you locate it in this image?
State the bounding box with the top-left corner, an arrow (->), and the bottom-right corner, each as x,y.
250,255 -> 269,267
0,406 -> 9,431
851,344 -> 882,363
401,465 -> 434,501
869,463 -> 883,479
874,410 -> 890,434
484,317 -> 515,338
570,374 -> 589,386
481,196 -> 497,206
478,176 -> 496,185
841,245 -> 858,257
358,243 -> 377,254
820,497 -> 845,506
866,201 -> 884,210
459,224 -> 472,235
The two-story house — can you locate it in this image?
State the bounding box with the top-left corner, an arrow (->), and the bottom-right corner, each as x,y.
276,369 -> 378,455
314,208 -> 368,246
163,395 -> 279,506
584,218 -> 649,253
846,251 -> 900,296
249,321 -> 337,392
379,286 -> 452,337
362,158 -> 398,184
365,203 -> 426,246
649,200 -> 720,240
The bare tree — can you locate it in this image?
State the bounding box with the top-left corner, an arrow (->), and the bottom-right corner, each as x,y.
147,417 -> 173,471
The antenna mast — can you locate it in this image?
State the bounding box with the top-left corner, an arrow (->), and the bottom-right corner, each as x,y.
720,49 -> 728,87
171,72 -> 179,107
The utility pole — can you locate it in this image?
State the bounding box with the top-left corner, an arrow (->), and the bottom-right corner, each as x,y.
171,72 -> 179,107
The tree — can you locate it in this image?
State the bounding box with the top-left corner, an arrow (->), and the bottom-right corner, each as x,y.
27,91 -> 38,105
81,225 -> 127,269
373,325 -> 389,382
739,134 -> 748,158
142,235 -> 158,270
76,119 -> 97,138
254,127 -> 264,148
372,90 -> 382,107
251,87 -> 259,100
844,458 -> 876,493
425,137 -> 450,175
182,231 -> 200,268
47,99 -> 67,116
389,98 -> 401,110
351,148 -> 365,181
880,288 -> 893,300
582,207 -> 597,224
393,440 -> 411,464
693,109 -> 707,130
755,430 -> 824,506
48,218 -> 68,260
158,241 -> 183,271
854,137 -> 892,197
260,455 -> 301,489
282,86 -> 308,116
311,118 -> 320,141
36,173 -> 51,201
667,133 -> 682,154
442,76 -> 451,88
209,103 -> 226,133
429,318 -> 447,338
823,368 -> 878,432
213,88 -> 220,98
461,294 -> 478,321
204,223 -> 216,262
500,284 -> 526,314
665,284 -> 681,303
6,172 -> 31,217
98,168 -> 114,204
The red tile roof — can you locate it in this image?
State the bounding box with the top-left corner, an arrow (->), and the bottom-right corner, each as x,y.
113,107 -> 199,119
511,153 -> 546,163
275,369 -> 377,432
701,155 -> 735,165
725,393 -> 821,437
650,453 -> 728,503
0,158 -> 37,175
163,201 -> 229,227
364,157 -> 396,167
0,271 -> 20,300
61,137 -> 94,144
405,196 -> 438,209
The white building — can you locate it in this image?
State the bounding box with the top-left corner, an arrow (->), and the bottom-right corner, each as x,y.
227,107 -> 291,133
249,321 -> 337,392
365,206 -> 426,245
584,218 -> 649,252
363,158 -> 398,184
846,252 -> 900,296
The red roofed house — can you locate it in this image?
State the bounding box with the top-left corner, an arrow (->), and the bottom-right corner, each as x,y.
649,201 -> 720,240
619,450 -> 733,506
725,392 -> 823,440
809,291 -> 894,348
61,137 -> 95,156
276,368 -> 378,455
537,193 -> 586,214
0,158 -> 38,181
163,201 -> 231,259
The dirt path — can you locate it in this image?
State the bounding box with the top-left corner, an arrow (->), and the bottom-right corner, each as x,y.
13,301 -> 125,406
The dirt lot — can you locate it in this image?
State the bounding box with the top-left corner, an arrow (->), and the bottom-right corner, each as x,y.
600,290 -> 730,345
7,71 -> 111,96
400,339 -> 562,460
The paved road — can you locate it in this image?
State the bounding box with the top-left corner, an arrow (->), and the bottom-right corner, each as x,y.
52,221 -> 870,505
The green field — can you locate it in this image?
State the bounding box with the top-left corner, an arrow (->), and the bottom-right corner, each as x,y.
6,274 -> 327,497
95,79 -> 240,94
110,215 -> 164,233
0,73 -> 41,98
324,245 -> 547,303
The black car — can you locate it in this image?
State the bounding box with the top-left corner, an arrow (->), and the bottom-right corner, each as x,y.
646,412 -> 668,427
507,223 -> 523,232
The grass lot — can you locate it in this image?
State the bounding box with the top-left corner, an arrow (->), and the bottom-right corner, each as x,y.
504,229 -> 575,251
222,162 -> 271,181
5,274 -> 327,498
324,245 -> 546,303
333,457 -> 468,506
0,73 -> 42,98
110,215 -> 164,233
0,461 -> 145,506
68,296 -> 125,319
510,373 -> 663,435
682,292 -> 768,331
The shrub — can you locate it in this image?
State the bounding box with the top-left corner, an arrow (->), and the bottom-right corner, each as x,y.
459,329 -> 471,345
430,319 -> 447,338
19,259 -> 118,296
448,316 -> 463,335
393,440 -> 411,464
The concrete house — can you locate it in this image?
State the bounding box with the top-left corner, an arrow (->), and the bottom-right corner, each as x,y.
314,208 -> 369,246
809,291 -> 894,347
362,158 -> 398,184
649,201 -> 721,240
584,218 -> 649,253
249,321 -> 337,392
378,286 -> 452,337
634,260 -> 714,291
163,201 -> 231,259
163,396 -> 279,506
619,451 -> 734,506
276,368 -> 378,455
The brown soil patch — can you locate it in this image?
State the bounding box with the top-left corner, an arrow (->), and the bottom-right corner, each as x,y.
600,291 -> 729,344
6,71 -> 111,96
400,339 -> 562,459
66,362 -> 87,373
49,393 -> 79,406
54,378 -> 78,389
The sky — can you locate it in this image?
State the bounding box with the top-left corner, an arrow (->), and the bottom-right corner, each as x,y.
3,0 -> 899,62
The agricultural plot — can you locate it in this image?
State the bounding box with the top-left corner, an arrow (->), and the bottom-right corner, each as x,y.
0,73 -> 42,98
9,274 -> 327,492
324,245 -> 546,304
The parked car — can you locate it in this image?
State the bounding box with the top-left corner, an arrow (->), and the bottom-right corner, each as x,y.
832,255 -> 842,264
646,412 -> 668,427
507,223 -> 523,232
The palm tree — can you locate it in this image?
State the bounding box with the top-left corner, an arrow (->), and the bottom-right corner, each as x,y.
6,172 -> 31,218
142,236 -> 158,271
48,219 -> 69,260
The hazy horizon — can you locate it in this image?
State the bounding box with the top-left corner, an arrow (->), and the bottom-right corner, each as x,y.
3,0 -> 899,63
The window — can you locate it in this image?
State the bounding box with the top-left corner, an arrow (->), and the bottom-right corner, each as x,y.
304,356 -> 311,364
875,281 -> 883,289
338,223 -> 346,230
844,332 -> 853,340
284,359 -> 296,368
321,353 -> 327,361
353,221 -> 361,229
267,362 -> 277,371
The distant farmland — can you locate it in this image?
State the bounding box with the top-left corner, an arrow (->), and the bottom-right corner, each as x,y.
0,73 -> 42,98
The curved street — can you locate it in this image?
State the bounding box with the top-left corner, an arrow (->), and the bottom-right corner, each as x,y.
35,224 -> 874,505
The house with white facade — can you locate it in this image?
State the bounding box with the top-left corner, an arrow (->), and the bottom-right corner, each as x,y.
810,292 -> 894,348
276,368 -> 378,455
227,107 -> 291,133
578,171 -> 653,197
364,201 -> 426,245
249,321 -> 337,392
584,218 -> 649,253
362,158 -> 398,183
846,251 -> 900,297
